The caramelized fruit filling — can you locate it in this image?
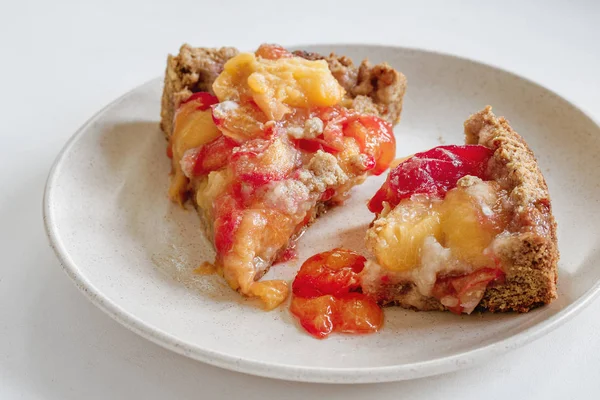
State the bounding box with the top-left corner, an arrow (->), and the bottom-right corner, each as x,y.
371,179 -> 507,272
168,93 -> 221,204
213,47 -> 345,120
168,45 -> 397,309
368,145 -> 492,213
367,145 -> 509,314
290,249 -> 383,339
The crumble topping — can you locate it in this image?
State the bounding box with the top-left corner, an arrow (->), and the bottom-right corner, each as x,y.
261,179 -> 311,215
300,150 -> 350,192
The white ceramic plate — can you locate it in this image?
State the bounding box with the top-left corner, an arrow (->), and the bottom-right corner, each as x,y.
44,44 -> 600,383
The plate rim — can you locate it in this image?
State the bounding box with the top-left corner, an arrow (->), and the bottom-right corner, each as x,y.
43,43 -> 600,383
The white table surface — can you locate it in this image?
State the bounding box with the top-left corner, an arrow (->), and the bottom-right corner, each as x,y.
2,0 -> 600,398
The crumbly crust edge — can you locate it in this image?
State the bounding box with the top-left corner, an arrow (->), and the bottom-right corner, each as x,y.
368,106 -> 559,313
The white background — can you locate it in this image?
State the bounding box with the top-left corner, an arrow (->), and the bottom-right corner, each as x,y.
2,0 -> 600,398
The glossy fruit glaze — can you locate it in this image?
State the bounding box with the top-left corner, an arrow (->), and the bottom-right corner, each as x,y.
368,145 -> 493,213
290,249 -> 383,339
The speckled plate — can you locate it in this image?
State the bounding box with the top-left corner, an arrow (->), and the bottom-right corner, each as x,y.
43,44 -> 600,383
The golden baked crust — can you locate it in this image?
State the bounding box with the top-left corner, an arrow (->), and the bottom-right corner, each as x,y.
160,45 -> 239,138
465,106 -> 558,312
365,106 -> 558,313
292,50 -> 407,125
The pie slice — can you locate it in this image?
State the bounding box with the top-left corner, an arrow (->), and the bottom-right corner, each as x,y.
159,44 -> 407,309
362,106 -> 558,314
